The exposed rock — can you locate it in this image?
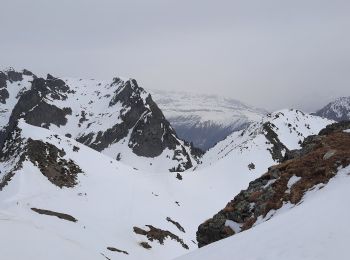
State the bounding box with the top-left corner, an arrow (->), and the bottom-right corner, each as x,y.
31,208 -> 77,222
319,121 -> 350,135
1,123 -> 82,189
139,242 -> 152,249
106,247 -> 129,255
197,122 -> 350,247
248,163 -> 255,170
0,76 -> 72,150
166,217 -> 186,233
26,139 -> 82,188
133,225 -> 189,249
7,70 -> 23,82
0,88 -> 9,104
262,122 -> 288,162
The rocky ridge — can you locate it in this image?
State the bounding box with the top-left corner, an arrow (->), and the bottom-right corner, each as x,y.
196,121 -> 350,247
0,68 -> 200,172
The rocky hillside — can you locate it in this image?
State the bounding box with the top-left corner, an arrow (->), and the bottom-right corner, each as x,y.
196,121 -> 350,248
314,96 -> 350,121
150,89 -> 266,150
0,68 -> 200,172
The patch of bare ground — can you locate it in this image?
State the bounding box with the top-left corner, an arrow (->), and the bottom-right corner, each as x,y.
31,208 -> 77,222
26,139 -> 82,188
166,217 -> 185,233
133,225 -> 189,249
107,247 -> 129,255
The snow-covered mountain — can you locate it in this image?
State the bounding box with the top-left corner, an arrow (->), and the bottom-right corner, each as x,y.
314,96 -> 350,121
0,105 -> 335,259
0,68 -> 199,173
200,109 -> 334,169
178,122 -> 350,260
150,89 -> 267,150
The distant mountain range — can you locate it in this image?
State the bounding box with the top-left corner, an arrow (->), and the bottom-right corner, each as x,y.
150,89 -> 267,150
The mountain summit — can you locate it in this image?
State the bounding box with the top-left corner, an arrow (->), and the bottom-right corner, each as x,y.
314,96 -> 350,122
0,68 -> 200,172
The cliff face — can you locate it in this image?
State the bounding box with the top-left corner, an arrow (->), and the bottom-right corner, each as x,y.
197,121 -> 350,247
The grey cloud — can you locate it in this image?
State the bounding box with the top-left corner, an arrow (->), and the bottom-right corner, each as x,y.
1,0 -> 349,112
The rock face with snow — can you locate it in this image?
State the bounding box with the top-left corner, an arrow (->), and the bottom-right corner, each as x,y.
0,68 -> 199,172
150,89 -> 266,150
314,96 -> 350,122
200,109 -> 334,169
196,121 -> 350,248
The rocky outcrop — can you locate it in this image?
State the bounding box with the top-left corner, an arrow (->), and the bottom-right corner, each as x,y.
0,124 -> 82,189
262,122 -> 288,162
196,122 -> 350,247
31,208 -> 78,222
26,138 -> 82,188
133,225 -> 189,249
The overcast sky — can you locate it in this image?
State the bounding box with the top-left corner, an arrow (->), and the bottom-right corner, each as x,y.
1,0 -> 349,112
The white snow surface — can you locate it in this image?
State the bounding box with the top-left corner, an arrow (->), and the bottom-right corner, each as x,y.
176,166 -> 350,260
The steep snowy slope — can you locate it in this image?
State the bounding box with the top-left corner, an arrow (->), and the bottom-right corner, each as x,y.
150,89 -> 266,150
314,96 -> 350,122
176,166 -> 350,260
0,68 -> 198,172
200,109 -> 334,169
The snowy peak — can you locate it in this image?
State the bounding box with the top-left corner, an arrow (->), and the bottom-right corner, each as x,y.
314,96 -> 350,122
150,89 -> 267,150
0,69 -> 198,172
196,121 -> 350,247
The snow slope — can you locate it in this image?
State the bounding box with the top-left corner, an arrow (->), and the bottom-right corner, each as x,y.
151,89 -> 266,150
176,165 -> 350,260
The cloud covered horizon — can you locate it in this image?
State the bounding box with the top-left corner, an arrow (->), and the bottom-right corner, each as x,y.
1,0 -> 349,112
